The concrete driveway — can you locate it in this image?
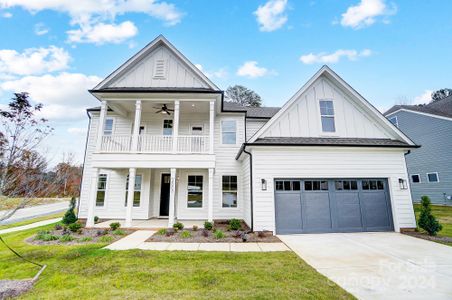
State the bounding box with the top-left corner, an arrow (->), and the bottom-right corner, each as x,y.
279,232 -> 452,300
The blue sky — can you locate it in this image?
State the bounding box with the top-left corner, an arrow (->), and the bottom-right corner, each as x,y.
0,0 -> 451,164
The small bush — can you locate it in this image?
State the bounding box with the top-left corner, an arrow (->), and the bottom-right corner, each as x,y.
62,197 -> 78,225
96,229 -> 109,236
79,237 -> 92,242
94,216 -> 99,224
157,228 -> 167,235
60,234 -> 74,242
418,196 -> 442,236
228,219 -> 242,231
54,223 -> 63,230
35,231 -> 58,241
180,230 -> 192,238
214,230 -> 225,239
201,229 -> 209,237
110,222 -> 121,231
112,229 -> 125,236
99,236 -> 113,243
68,222 -> 82,233
192,225 -> 198,231
204,221 -> 213,230
173,222 -> 184,230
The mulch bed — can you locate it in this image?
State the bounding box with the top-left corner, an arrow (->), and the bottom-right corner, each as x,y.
403,231 -> 452,244
0,279 -> 34,299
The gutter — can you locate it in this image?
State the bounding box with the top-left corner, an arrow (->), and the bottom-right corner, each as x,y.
242,146 -> 254,232
76,110 -> 92,217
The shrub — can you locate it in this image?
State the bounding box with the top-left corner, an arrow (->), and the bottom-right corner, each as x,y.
94,216 -> 99,224
157,228 -> 167,235
418,196 -> 443,236
99,236 -> 113,243
110,222 -> 121,231
79,237 -> 92,242
180,230 -> 192,239
35,231 -> 58,241
112,229 -> 125,236
173,222 -> 184,230
54,223 -> 63,230
204,221 -> 213,230
214,229 -> 225,239
68,222 -> 82,233
96,229 -> 109,236
228,219 -> 242,231
60,234 -> 74,242
192,225 -> 198,231
201,229 -> 209,237
62,197 -> 78,225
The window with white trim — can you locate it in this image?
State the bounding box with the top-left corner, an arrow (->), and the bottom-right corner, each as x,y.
163,120 -> 173,136
411,174 -> 421,183
96,174 -> 107,206
389,116 -> 399,128
427,172 -> 439,183
221,120 -> 236,144
103,119 -> 114,135
222,175 -> 238,208
319,100 -> 335,132
187,175 -> 203,208
124,174 -> 142,207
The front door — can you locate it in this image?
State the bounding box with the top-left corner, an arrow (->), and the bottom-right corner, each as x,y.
159,174 -> 171,217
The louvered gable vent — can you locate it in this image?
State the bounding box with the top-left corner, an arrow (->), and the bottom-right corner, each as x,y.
153,59 -> 167,79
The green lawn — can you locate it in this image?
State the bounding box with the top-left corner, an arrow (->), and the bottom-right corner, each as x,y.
0,212 -> 64,230
413,204 -> 452,238
0,226 -> 353,299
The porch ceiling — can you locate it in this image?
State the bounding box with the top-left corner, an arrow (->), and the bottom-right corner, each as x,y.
112,100 -> 210,114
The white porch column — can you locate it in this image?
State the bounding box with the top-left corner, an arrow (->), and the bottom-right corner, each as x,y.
95,101 -> 107,152
208,168 -> 214,222
131,100 -> 142,153
125,168 -> 136,227
168,168 -> 177,227
209,100 -> 215,154
172,100 -> 180,154
86,168 -> 99,227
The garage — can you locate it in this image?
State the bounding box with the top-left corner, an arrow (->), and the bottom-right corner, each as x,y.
274,178 -> 394,234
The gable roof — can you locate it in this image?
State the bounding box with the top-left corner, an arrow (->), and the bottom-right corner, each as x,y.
248,65 -> 416,146
222,101 -> 280,118
92,35 -> 219,91
384,94 -> 452,119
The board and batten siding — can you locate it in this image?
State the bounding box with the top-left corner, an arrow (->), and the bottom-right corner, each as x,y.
390,110 -> 452,204
260,75 -> 395,140
250,147 -> 416,233
246,119 -> 268,141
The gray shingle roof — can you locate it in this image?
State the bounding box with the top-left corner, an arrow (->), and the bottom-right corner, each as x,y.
251,137 -> 417,148
384,94 -> 452,118
223,101 -> 280,118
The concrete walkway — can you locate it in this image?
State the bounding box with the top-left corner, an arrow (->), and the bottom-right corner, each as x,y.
0,218 -> 62,235
0,201 -> 68,225
279,232 -> 452,300
105,230 -> 290,252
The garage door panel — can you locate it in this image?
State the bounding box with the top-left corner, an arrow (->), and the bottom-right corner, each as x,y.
335,193 -> 363,230
275,192 -> 302,234
302,193 -> 332,231
361,192 -> 391,230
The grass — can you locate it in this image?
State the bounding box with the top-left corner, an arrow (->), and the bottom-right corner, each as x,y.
0,226 -> 353,299
0,212 -> 64,230
0,197 -> 69,211
413,204 -> 452,246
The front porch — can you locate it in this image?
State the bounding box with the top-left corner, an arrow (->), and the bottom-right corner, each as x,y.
93,219 -> 206,229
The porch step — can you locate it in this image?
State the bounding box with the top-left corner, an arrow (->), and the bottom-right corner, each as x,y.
105,230 -> 155,250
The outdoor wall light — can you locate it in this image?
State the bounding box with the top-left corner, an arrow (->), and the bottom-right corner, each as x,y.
398,178 -> 408,190
261,178 -> 267,191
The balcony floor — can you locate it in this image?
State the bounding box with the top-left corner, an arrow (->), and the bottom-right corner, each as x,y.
93,219 -> 206,229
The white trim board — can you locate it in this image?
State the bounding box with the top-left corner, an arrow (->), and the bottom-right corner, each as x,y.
385,108 -> 452,122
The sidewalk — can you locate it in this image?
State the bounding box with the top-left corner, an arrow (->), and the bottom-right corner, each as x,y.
0,218 -> 61,235
0,201 -> 68,225
105,230 -> 290,252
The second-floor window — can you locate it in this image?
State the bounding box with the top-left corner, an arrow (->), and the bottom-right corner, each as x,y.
163,120 -> 173,135
389,116 -> 399,128
222,120 -> 236,144
319,100 -> 335,132
104,119 -> 114,135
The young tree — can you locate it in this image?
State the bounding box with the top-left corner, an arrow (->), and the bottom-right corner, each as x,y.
225,85 -> 262,107
431,88 -> 452,102
418,196 -> 442,236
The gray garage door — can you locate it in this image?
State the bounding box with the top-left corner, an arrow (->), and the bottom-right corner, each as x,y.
274,179 -> 393,234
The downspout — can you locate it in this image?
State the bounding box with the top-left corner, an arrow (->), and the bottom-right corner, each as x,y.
243,147 -> 254,232
76,111 -> 92,217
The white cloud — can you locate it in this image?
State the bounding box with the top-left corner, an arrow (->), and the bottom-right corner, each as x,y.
340,0 -> 397,29
67,21 -> 138,44
1,12 -> 12,18
195,64 -> 228,79
0,0 -> 183,44
237,61 -> 269,78
0,72 -> 101,121
300,49 -> 372,64
254,0 -> 288,32
0,46 -> 70,76
34,22 -> 49,35
413,90 -> 432,105
67,127 -> 87,135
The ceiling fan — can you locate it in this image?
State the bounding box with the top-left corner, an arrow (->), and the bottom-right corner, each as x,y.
154,104 -> 174,115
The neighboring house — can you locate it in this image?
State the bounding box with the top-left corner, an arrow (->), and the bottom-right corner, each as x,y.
79,35 -> 418,234
385,96 -> 452,204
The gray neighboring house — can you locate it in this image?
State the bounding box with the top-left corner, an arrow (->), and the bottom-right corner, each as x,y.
385,95 -> 452,204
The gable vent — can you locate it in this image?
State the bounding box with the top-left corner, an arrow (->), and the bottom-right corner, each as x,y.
153,59 -> 167,79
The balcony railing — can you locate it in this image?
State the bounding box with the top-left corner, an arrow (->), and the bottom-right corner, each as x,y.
100,135 -> 210,154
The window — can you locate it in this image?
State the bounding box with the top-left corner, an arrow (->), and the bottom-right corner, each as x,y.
411,174 -> 421,183
389,116 -> 399,128
335,180 -> 358,190
427,172 -> 439,183
362,180 -> 385,190
153,59 -> 167,79
103,119 -> 114,135
222,120 -> 236,144
163,120 -> 173,136
191,125 -> 203,135
275,180 -> 301,191
187,175 -> 203,208
124,174 -> 142,207
319,100 -> 335,132
222,176 -> 238,208
304,180 -> 328,191
96,174 -> 107,206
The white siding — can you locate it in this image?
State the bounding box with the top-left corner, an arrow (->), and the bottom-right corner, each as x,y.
251,147 -> 416,233
246,119 -> 267,141
108,45 -> 209,89
261,75 -> 395,139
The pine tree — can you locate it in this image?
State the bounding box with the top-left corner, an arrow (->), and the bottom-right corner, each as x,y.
418,196 -> 442,236
62,197 -> 78,225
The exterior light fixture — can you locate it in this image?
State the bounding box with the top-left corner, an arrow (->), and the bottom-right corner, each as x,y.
261,178 -> 267,191
398,178 -> 408,190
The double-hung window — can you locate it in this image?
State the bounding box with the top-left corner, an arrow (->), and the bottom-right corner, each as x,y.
319,100 -> 335,132
221,120 -> 236,144
187,175 -> 203,208
103,119 -> 114,135
96,174 -> 107,206
124,174 -> 142,207
222,175 -> 238,208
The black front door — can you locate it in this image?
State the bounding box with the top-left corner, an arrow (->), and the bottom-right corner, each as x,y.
159,174 -> 171,216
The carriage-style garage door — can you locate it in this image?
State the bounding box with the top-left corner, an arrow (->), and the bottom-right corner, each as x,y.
274,179 -> 394,234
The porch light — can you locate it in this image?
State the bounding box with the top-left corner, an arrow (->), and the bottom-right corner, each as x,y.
398,178 -> 408,190
261,178 -> 267,191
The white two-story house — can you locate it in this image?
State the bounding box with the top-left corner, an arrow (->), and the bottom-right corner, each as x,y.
79,35 -> 418,234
